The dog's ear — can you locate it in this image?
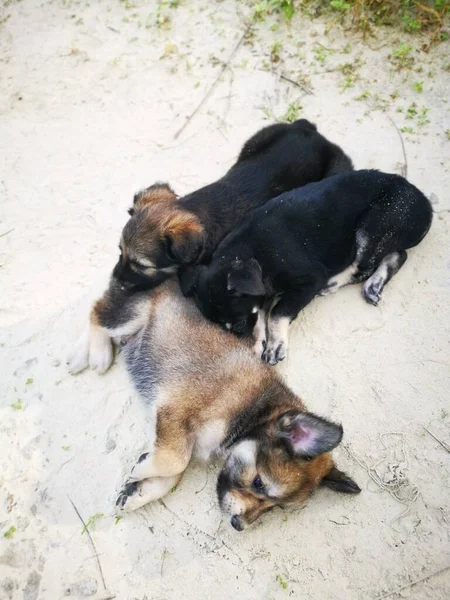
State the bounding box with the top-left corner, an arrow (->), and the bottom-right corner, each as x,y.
178,265 -> 204,297
164,214 -> 204,266
227,259 -> 265,296
276,411 -> 343,459
320,465 -> 361,494
129,182 -> 177,215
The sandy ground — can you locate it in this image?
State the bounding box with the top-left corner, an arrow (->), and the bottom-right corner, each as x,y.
1,1 -> 450,599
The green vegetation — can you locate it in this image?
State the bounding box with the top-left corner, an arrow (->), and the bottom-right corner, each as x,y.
250,1 -> 448,38
328,0 -> 449,34
270,40 -> 283,62
81,513 -> 104,535
282,100 -> 303,123
11,399 -> 23,410
355,90 -> 371,101
276,574 -> 288,589
3,526 -> 16,539
254,0 -> 295,21
405,103 -> 430,127
391,43 -> 415,70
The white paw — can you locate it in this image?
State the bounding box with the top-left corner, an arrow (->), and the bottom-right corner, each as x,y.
363,278 -> 383,307
129,452 -> 153,482
89,327 -> 113,374
116,481 -> 146,512
116,476 -> 179,512
262,339 -> 287,365
318,282 -> 338,296
67,331 -> 90,374
252,339 -> 266,358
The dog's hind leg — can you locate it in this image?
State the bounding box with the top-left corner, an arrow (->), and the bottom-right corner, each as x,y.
67,282 -> 150,374
362,251 -> 407,306
320,231 -> 369,296
116,474 -> 182,512
129,406 -> 195,480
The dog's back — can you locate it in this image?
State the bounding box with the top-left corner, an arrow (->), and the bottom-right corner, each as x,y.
123,280 -> 267,408
180,120 -> 353,254
237,119 -> 353,189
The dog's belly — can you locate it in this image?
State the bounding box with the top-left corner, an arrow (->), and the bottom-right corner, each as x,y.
193,420 -> 227,461
122,330 -> 161,404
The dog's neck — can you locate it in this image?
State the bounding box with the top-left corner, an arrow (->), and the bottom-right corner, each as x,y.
220,377 -> 302,451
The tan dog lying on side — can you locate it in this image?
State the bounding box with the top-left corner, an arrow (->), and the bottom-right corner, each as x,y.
68,276 -> 360,530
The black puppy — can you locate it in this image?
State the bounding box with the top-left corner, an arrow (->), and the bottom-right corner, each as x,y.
112,119 -> 353,290
180,170 -> 432,365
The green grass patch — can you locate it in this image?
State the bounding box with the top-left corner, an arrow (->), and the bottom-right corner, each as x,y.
3,526 -> 16,539
81,513 -> 104,535
250,1 -> 448,38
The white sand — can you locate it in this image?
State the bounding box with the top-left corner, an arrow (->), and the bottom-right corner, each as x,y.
1,1 -> 449,599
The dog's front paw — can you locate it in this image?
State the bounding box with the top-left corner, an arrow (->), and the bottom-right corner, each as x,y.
318,282 -> 338,296
262,339 -> 286,366
116,481 -> 140,512
363,279 -> 382,306
67,332 -> 90,374
116,476 -> 179,512
88,327 -> 113,374
253,338 -> 266,358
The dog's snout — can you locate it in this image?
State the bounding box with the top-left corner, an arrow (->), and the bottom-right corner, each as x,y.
112,260 -> 125,281
230,515 -> 244,531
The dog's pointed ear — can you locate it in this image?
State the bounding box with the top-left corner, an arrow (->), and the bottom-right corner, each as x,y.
227,259 -> 265,296
130,182 -> 177,215
321,465 -> 361,494
178,265 -> 204,297
276,411 -> 343,459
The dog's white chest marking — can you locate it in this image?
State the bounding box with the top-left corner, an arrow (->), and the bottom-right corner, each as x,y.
194,420 -> 226,461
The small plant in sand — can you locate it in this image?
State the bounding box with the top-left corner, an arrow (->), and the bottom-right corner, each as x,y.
253,0 -> 295,21
276,574 -> 288,589
146,0 -> 179,29
338,60 -> 361,90
270,40 -> 283,63
313,44 -> 331,65
391,43 -> 415,70
3,526 -> 16,539
81,513 -> 104,535
281,100 -> 303,123
354,90 -> 371,101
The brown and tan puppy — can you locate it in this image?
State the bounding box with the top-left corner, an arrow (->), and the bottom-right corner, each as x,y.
112,119 -> 353,291
68,284 -> 360,531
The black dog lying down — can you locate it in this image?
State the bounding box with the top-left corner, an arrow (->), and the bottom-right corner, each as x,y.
181,170 -> 433,365
112,119 -> 353,291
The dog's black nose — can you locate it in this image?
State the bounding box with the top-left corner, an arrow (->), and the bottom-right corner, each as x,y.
230,515 -> 244,532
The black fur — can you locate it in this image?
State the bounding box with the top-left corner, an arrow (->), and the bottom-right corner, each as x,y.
117,120 -> 353,292
186,169 -> 433,357
181,119 -> 353,260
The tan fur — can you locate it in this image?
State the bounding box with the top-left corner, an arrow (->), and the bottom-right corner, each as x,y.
74,279 -> 358,528
134,185 -> 177,210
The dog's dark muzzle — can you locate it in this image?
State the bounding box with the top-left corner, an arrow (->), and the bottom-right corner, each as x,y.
230,515 -> 244,532
112,259 -> 170,292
